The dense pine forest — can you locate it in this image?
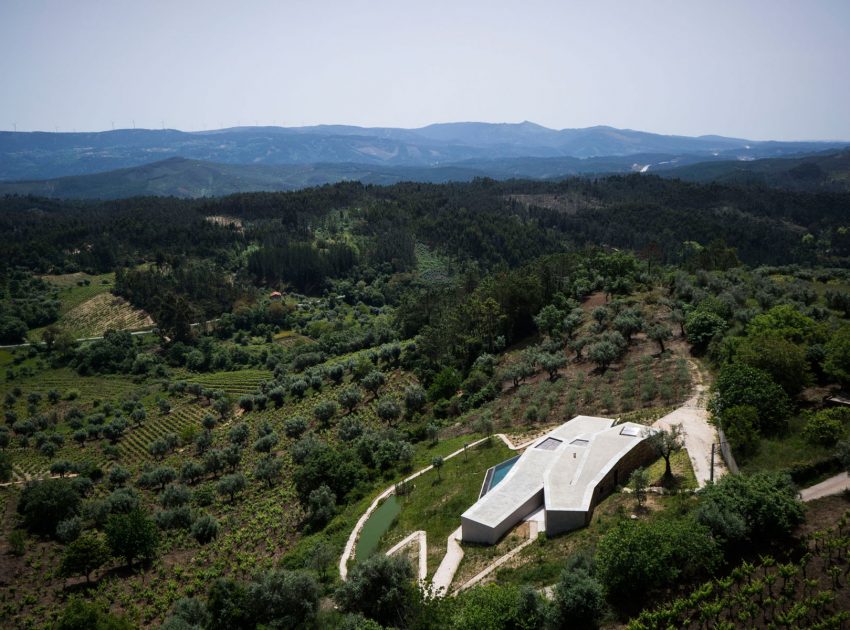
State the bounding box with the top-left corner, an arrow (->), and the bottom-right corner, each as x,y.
2,174 -> 850,629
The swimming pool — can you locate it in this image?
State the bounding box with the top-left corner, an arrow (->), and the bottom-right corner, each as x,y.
479,456 -> 520,498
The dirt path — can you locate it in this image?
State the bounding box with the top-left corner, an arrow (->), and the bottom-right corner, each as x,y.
652,359 -> 723,487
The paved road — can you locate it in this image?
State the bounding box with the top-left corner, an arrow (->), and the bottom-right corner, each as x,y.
432,527 -> 464,595
800,472 -> 850,501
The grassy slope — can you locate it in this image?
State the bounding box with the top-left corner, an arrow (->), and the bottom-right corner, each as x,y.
377,438 -> 513,574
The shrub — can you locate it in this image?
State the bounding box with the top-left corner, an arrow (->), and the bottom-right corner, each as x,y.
338,386 -> 363,413
306,484 -> 336,529
551,566 -> 605,629
107,487 -> 141,513
803,408 -> 848,447
246,569 -> 320,628
254,455 -> 283,488
254,432 -> 280,453
313,400 -> 338,426
191,514 -> 219,545
18,478 -> 80,537
161,483 -> 192,508
106,508 -> 159,569
335,554 -> 419,627
217,473 -> 246,502
721,404 -> 761,458
284,416 -> 308,438
376,398 -> 401,425
156,506 -> 193,530
711,363 -> 791,435
596,517 -> 721,601
695,471 -> 804,547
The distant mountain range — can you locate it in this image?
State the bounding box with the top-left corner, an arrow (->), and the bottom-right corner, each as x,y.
2,122 -> 848,182
0,122 -> 847,198
2,149 -> 850,200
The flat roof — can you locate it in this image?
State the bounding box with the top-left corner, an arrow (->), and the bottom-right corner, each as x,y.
544,424 -> 648,513
462,415 -> 630,528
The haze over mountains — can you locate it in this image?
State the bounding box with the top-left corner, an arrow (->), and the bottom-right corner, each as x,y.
0,121 -> 848,198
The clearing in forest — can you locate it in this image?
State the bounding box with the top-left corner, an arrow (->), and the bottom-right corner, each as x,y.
58,293 -> 153,337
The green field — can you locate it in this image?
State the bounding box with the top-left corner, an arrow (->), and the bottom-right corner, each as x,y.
377,438 -> 513,574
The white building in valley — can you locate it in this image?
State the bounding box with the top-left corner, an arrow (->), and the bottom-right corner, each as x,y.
461,416 -> 655,544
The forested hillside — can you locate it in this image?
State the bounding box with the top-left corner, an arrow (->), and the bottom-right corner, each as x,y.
2,175 -> 850,629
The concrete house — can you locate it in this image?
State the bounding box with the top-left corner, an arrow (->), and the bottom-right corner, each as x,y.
461,416 -> 655,544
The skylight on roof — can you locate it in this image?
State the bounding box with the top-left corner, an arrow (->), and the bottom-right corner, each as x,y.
570,438 -> 589,446
535,437 -> 563,450
619,425 -> 641,437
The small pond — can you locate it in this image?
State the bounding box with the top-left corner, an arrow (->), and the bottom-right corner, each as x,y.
355,494 -> 401,561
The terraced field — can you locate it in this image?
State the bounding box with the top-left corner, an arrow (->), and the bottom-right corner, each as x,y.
29,272 -> 154,340
60,293 -> 153,337
183,369 -> 272,397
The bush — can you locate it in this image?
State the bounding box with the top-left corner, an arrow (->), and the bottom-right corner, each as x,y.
106,508 -> 159,569
161,483 -> 192,508
335,554 -> 420,627
695,471 -> 804,547
596,517 -> 721,601
306,484 -> 336,529
254,432 -> 280,453
711,363 -> 791,435
376,397 -> 401,425
803,408 -> 848,447
56,516 -> 83,543
217,473 -> 246,502
107,487 -> 141,514
284,416 -> 308,438
684,310 -> 727,350
338,386 -> 363,413
254,455 -> 283,487
362,370 -> 386,396
428,367 -> 461,401
338,416 -> 363,442
156,506 -> 193,530
720,404 -> 761,459
246,569 -> 321,628
550,565 -> 605,629
60,531 -> 112,583
56,599 -> 132,630
450,584 -> 546,630
313,400 -> 338,426
18,478 -> 80,537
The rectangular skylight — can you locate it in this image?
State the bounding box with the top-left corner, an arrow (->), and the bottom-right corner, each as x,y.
619,425 -> 641,437
570,438 -> 589,446
535,437 -> 563,450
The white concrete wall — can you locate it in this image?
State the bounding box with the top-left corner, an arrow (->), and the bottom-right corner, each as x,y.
461,488 -> 544,544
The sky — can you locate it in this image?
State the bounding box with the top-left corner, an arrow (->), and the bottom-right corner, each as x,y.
1,0 -> 849,140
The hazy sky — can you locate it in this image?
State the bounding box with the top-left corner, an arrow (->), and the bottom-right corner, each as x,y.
2,0 -> 849,139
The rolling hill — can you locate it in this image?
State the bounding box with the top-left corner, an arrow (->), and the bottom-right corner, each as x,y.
1,122 -> 846,182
